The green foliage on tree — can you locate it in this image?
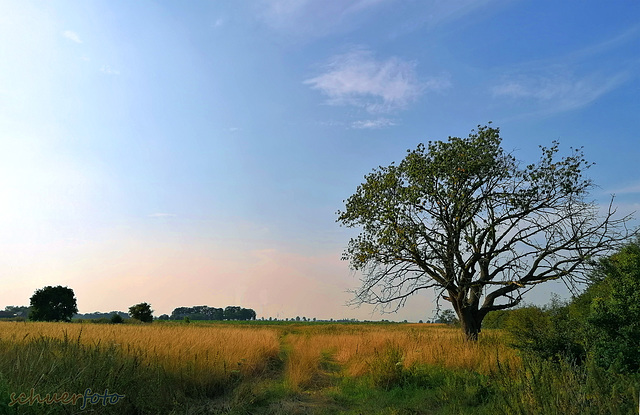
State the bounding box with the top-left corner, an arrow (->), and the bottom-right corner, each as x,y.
169,305 -> 256,321
129,302 -> 153,323
171,305 -> 224,320
110,313 -> 124,324
29,286 -> 78,322
223,306 -> 256,321
338,124 -> 633,340
586,239 -> 640,373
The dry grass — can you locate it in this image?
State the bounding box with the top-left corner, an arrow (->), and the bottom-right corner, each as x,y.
0,321 -> 517,392
0,321 -> 280,379
282,324 -> 519,389
0,321 -> 627,414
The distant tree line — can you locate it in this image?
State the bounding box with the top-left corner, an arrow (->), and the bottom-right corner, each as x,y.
167,305 -> 256,321
3,287 -> 262,323
74,311 -> 130,320
0,305 -> 31,319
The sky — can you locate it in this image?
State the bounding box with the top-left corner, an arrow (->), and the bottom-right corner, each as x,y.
0,0 -> 639,321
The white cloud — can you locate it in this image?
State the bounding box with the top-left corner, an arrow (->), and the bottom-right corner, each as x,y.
492,70 -> 629,114
351,118 -> 396,129
100,65 -> 120,75
62,30 -> 82,43
305,48 -> 446,113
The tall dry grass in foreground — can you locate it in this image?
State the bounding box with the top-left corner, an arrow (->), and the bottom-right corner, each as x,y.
0,322 -> 518,394
283,324 -> 519,389
1,321 -> 632,414
0,321 -> 280,379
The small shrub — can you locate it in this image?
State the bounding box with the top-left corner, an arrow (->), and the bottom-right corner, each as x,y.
111,314 -> 124,324
368,342 -> 405,390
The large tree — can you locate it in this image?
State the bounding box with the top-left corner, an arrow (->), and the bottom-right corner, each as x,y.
337,125 -> 635,340
29,286 -> 78,322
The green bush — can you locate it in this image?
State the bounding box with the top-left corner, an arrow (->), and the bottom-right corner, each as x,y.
481,310 -> 511,329
585,240 -> 640,373
110,314 -> 124,324
504,301 -> 586,364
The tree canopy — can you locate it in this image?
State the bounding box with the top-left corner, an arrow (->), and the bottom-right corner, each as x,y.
29,286 -> 78,322
337,125 -> 635,340
129,302 -> 154,323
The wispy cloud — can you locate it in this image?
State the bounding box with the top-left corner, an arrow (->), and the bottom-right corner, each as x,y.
148,213 -> 176,218
569,24 -> 640,62
100,65 -> 120,75
257,0 -> 503,39
62,30 -> 82,44
213,18 -> 224,28
490,26 -> 639,118
258,0 -> 391,37
606,182 -> 640,196
305,47 -> 448,113
491,70 -> 629,115
351,118 -> 396,129
387,0 -> 506,37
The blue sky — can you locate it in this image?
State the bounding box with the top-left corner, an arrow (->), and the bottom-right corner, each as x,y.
1,0 -> 638,321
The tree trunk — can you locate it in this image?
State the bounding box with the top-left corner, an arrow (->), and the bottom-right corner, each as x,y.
459,311 -> 481,341
452,302 -> 483,341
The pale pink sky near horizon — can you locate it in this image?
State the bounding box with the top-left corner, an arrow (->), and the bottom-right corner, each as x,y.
2,227 -> 439,320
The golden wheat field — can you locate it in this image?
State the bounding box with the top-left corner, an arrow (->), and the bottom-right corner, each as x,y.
0,321 -> 518,391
